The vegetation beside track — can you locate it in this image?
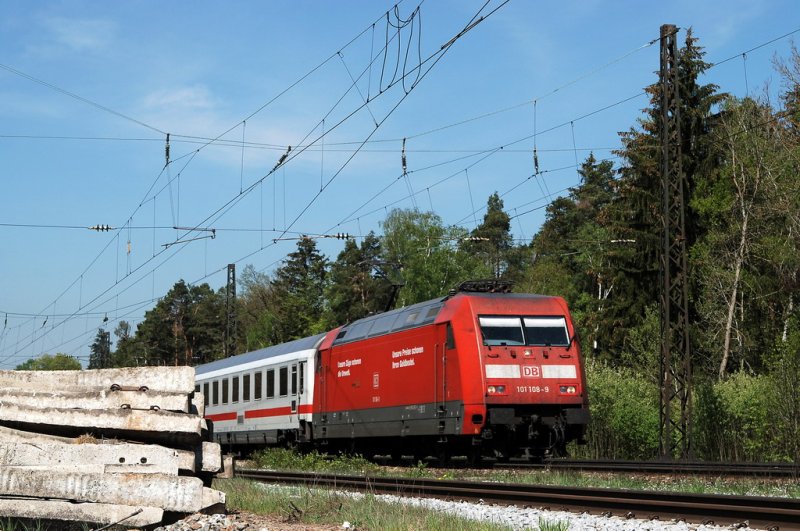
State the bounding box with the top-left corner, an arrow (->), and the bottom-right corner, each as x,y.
215,477 -> 520,531
247,448 -> 800,498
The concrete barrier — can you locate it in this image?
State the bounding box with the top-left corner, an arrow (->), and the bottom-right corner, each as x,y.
0,441 -> 184,475
0,403 -> 205,445
0,500 -> 164,527
0,366 -> 225,528
0,366 -> 195,393
0,425 -> 72,444
0,468 -> 223,512
0,387 -> 190,412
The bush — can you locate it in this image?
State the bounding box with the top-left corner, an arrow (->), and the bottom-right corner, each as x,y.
581,361 -> 660,459
765,321 -> 800,462
694,372 -> 779,462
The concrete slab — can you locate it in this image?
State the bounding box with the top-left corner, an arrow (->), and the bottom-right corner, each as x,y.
0,388 -> 190,412
0,499 -> 163,527
217,454 -> 235,479
191,392 -> 206,416
0,429 -> 207,473
200,441 -> 223,473
202,487 -> 227,509
0,366 -> 195,394
0,403 -> 204,446
0,468 -> 210,512
176,447 -> 197,472
0,425 -> 73,444
0,442 -> 183,475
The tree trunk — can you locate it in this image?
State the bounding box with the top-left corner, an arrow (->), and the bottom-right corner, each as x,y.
719,155 -> 752,381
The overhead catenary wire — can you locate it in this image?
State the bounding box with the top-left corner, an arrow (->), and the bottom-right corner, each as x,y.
4,25 -> 796,156
179,1 -> 509,291
0,1 -> 416,364
5,18 -> 796,365
14,102 -> 784,362
0,63 -> 166,135
328,90 -> 646,231
178,2 -> 507,268
0,0 -> 502,365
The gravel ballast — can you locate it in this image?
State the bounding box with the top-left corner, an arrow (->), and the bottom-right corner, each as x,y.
150,483 -> 760,531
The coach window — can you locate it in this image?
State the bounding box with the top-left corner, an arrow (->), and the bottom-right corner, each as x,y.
203,382 -> 210,407
212,381 -> 219,406
291,364 -> 298,395
267,369 -> 275,399
232,376 -> 240,403
254,371 -> 263,400
222,378 -> 229,404
279,366 -> 288,397
299,363 -> 305,394
243,373 -> 251,402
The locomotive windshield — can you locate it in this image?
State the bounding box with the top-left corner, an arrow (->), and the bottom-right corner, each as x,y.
479,316 -> 569,347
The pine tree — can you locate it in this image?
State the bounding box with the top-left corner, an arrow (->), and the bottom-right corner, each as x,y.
462,192 -> 513,279
608,29 -> 725,368
135,280 -> 225,366
524,154 -> 619,357
324,232 -> 393,327
268,237 -> 328,342
89,328 -> 112,369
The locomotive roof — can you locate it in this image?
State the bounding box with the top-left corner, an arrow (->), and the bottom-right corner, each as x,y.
332,296 -> 446,345
195,332 -> 327,376
332,291 -> 559,346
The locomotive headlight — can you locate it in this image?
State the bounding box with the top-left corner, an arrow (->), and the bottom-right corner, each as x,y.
487,385 -> 507,395
559,385 -> 577,394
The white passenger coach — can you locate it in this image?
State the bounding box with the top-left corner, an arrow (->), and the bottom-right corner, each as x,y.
195,333 -> 326,447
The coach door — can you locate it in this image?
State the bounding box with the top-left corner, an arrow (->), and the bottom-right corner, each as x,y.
434,323 -> 449,418
316,348 -> 326,416
298,361 -> 306,404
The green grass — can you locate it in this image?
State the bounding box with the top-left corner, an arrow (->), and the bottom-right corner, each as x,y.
538,517 -> 570,531
251,448 -> 383,475
477,468 -> 800,498
216,477 -> 513,530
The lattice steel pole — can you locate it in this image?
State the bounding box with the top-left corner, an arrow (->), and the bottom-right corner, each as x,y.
659,24 -> 693,459
225,263 -> 237,358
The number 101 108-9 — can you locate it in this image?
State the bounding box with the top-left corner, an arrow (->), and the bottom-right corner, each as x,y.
516,385 -> 549,393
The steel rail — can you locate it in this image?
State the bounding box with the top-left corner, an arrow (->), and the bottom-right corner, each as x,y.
236,468 -> 800,530
500,459 -> 800,478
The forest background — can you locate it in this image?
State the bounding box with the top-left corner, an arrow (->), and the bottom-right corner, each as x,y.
22,34 -> 800,463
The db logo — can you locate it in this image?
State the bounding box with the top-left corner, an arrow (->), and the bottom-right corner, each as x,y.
522,366 -> 541,378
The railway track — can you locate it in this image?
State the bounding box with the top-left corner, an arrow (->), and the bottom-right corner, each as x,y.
500,459 -> 800,478
236,468 -> 800,530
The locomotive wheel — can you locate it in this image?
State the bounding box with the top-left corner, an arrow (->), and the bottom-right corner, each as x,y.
436,447 -> 450,467
493,449 -> 510,463
466,448 -> 483,467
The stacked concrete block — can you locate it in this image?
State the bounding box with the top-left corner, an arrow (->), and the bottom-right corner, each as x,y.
0,366 -> 224,528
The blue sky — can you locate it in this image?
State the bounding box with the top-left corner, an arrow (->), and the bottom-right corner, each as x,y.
1,0 -> 798,368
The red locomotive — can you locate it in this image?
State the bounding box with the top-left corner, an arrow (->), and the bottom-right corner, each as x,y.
197,281 -> 589,461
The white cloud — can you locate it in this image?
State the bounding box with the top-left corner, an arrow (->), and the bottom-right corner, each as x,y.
40,16 -> 116,54
142,85 -> 216,111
